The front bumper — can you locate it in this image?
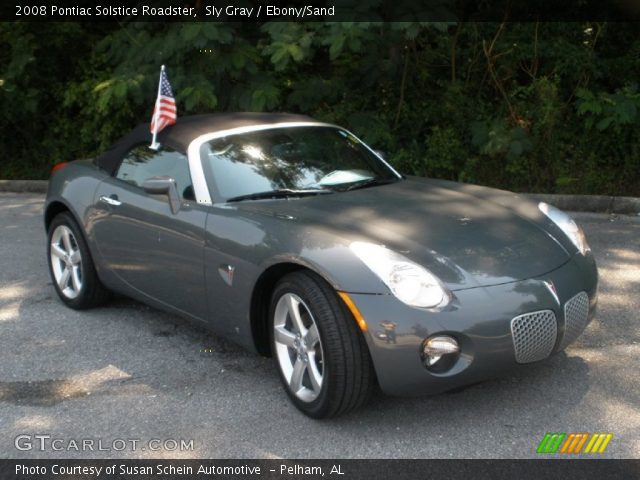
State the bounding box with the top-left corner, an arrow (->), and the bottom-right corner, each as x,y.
352,254 -> 598,396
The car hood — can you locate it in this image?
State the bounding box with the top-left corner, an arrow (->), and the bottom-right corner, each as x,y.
234,177 -> 570,290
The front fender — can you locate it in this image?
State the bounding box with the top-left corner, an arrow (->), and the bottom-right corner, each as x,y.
261,245 -> 388,295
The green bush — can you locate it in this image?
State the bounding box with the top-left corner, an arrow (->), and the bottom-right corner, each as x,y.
1,21 -> 639,196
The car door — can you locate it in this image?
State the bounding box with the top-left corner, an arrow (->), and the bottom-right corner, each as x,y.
91,143 -> 208,321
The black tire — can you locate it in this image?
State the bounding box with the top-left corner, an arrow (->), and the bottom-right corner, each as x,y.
47,212 -> 111,309
269,271 -> 376,418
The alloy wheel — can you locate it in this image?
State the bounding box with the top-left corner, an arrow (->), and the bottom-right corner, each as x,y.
273,293 -> 324,402
50,225 -> 83,299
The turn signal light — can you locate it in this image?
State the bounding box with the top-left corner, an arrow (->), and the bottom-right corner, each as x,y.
337,292 -> 368,332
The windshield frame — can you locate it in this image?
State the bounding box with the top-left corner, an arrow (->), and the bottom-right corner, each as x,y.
187,122 -> 401,205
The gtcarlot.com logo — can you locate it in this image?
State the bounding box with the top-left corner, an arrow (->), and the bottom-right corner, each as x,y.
537,432 -> 613,454
14,434 -> 194,452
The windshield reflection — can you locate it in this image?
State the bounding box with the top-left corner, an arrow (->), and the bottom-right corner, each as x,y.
200,126 -> 399,201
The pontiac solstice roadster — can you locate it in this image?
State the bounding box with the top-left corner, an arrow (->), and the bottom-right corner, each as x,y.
45,113 -> 598,418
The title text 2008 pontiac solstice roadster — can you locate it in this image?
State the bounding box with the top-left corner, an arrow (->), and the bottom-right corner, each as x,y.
45,113 -> 598,418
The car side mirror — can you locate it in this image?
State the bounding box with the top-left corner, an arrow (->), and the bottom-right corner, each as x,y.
142,176 -> 181,214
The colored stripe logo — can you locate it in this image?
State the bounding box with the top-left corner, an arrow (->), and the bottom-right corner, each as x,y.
537,433 -> 612,454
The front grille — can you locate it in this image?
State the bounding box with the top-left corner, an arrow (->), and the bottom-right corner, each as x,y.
559,291 -> 590,349
511,310 -> 557,363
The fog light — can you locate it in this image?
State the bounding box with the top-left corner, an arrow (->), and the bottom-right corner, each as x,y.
423,336 -> 459,367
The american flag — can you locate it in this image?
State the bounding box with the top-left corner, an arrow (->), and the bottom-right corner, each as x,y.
150,67 -> 176,134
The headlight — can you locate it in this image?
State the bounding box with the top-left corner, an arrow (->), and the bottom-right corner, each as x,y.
538,202 -> 590,255
350,241 -> 451,308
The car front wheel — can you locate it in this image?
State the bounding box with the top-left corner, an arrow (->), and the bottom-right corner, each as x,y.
270,271 -> 375,418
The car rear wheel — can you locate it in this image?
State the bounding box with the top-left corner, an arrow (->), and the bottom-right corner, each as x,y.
47,212 -> 110,309
270,271 -> 375,418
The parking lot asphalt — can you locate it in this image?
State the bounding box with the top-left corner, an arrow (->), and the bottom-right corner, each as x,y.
0,192 -> 638,459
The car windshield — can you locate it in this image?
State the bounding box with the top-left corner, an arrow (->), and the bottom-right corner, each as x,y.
199,126 -> 399,201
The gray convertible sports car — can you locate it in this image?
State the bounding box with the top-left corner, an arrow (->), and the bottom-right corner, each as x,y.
45,113 -> 598,418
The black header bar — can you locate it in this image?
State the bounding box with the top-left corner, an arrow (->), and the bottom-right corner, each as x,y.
4,0 -> 640,22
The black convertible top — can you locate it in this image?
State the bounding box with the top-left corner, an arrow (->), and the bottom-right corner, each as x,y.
94,112 -> 317,175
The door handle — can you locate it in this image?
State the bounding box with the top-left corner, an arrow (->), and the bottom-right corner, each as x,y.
99,195 -> 122,206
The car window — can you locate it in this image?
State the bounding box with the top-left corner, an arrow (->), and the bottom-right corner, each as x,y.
116,145 -> 194,200
200,126 -> 398,201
